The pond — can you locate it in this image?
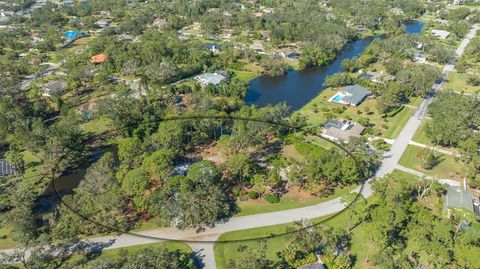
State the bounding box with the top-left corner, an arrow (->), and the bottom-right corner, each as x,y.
245,21 -> 425,111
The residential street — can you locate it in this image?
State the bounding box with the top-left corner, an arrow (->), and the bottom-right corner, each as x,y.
3,25 -> 478,269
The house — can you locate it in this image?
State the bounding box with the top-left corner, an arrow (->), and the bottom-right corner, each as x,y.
252,12 -> 264,17
0,159 -> 16,177
277,48 -> 299,59
444,186 -> 480,216
195,71 -> 227,87
90,53 -> 107,64
329,84 -> 372,106
205,43 -> 221,53
262,7 -> 274,14
95,19 -> 110,28
63,1 -> 74,7
249,41 -> 264,51
43,79 -> 67,97
431,29 -> 450,39
1,11 -> 15,16
358,70 -> 394,83
117,34 -> 133,41
413,53 -> 427,63
390,7 -> 403,14
222,29 -> 234,39
77,100 -> 101,120
153,18 -> 167,28
260,30 -> 271,40
322,119 -> 365,142
0,17 -> 9,25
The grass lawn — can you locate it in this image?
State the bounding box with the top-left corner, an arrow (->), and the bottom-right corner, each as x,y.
443,71 -> 480,94
215,207 -> 378,269
295,88 -> 415,139
80,116 -> 114,135
0,227 -> 17,249
412,119 -> 432,146
68,241 -> 191,266
399,145 -> 463,180
215,170 -> 421,269
235,185 -> 357,217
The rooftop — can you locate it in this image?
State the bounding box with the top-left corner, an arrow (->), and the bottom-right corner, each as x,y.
445,186 -> 474,212
195,72 -> 227,87
431,29 -> 450,39
0,159 -> 15,177
323,119 -> 365,141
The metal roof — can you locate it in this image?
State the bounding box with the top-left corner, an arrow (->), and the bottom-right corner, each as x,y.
445,186 -> 474,212
0,159 -> 15,177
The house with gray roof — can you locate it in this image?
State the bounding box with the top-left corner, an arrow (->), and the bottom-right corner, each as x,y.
195,71 -> 227,87
43,79 -> 67,97
0,159 -> 16,177
329,84 -> 371,106
322,119 -> 365,142
444,186 -> 479,216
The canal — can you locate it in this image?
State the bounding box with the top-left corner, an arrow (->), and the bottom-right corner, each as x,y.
245,20 -> 425,111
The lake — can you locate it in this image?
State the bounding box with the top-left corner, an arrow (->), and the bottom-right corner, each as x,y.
245,21 -> 425,111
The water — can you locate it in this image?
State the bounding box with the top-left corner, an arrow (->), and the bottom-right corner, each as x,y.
405,20 -> 425,34
245,21 -> 424,111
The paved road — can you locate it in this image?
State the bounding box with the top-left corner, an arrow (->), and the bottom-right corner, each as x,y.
4,25 -> 478,269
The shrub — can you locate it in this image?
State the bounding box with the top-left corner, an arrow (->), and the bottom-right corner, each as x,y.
264,194 -> 280,204
382,124 -> 389,129
248,191 -> 260,200
321,107 -> 330,112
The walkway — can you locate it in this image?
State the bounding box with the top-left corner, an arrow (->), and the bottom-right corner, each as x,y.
408,141 -> 458,156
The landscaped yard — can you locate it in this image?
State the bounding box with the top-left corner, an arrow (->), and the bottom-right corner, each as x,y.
443,71 -> 480,94
412,119 -> 432,145
215,170 -> 419,269
0,227 -> 17,249
68,241 -> 191,266
399,145 -> 463,180
295,87 -> 415,139
235,185 -> 357,217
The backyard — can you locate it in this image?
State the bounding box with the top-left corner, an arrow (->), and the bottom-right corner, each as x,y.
296,87 -> 415,139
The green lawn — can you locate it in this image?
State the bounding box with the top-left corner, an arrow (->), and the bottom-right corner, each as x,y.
69,241 -> 191,266
296,88 -> 415,139
412,119 -> 432,145
0,227 -> 17,249
444,71 -> 480,94
80,116 -> 114,135
215,170 -> 419,269
235,185 -> 357,217
215,207 -> 376,269
399,145 -> 463,180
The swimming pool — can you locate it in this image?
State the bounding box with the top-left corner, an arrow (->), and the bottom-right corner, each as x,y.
332,95 -> 343,102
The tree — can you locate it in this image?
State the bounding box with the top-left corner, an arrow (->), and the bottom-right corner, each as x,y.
341,57 -> 360,72
121,246 -> 195,269
147,161 -> 232,229
141,149 -> 175,182
396,64 -> 440,97
323,72 -> 355,87
228,242 -> 277,269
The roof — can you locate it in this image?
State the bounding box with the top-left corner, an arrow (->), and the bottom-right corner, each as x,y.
153,18 -> 167,27
432,29 -> 450,39
341,84 -> 371,106
44,79 -> 67,94
324,119 -> 365,141
0,159 -> 15,177
205,43 -> 221,50
90,54 -> 107,64
195,72 -> 227,86
445,186 -> 474,212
